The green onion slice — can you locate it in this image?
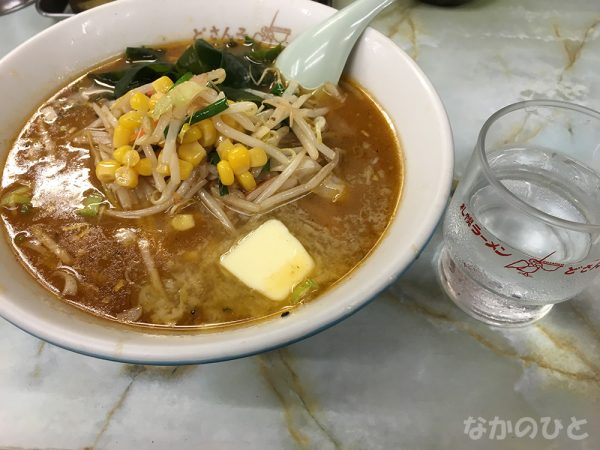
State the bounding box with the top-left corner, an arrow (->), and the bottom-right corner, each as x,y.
189,97 -> 229,125
171,72 -> 194,90
76,193 -> 104,217
271,82 -> 285,96
291,279 -> 319,303
260,158 -> 271,175
1,185 -> 32,208
218,181 -> 229,196
208,151 -> 221,165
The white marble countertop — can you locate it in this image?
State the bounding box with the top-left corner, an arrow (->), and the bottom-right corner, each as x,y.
1,1 -> 599,449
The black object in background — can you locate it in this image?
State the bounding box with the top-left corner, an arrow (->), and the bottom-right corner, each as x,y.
37,0 -> 334,18
36,0 -> 71,17
420,0 -> 472,5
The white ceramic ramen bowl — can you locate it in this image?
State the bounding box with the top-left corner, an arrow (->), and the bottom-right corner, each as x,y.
0,0 -> 453,364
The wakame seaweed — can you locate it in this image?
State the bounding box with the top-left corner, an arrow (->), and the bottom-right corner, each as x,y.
175,39 -> 222,75
250,44 -> 283,63
125,47 -> 165,62
88,70 -> 126,88
174,39 -> 274,88
113,63 -> 173,98
92,62 -> 174,98
244,36 -> 283,63
90,39 -> 277,98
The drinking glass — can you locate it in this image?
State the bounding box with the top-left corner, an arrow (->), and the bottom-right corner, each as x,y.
437,100 -> 600,327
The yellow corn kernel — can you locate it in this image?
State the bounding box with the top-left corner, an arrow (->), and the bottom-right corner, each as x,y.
114,146 -> 140,167
118,110 -> 145,130
228,144 -> 250,175
178,141 -> 206,167
237,171 -> 257,191
248,147 -> 268,168
129,92 -> 150,112
217,160 -> 234,186
123,150 -> 140,167
171,214 -> 196,231
198,119 -> 217,147
216,138 -> 234,161
95,159 -> 121,183
222,114 -> 243,131
113,125 -> 131,148
178,159 -> 194,180
181,124 -> 203,144
135,158 -> 153,176
113,145 -> 132,163
177,123 -> 190,144
152,76 -> 174,94
114,166 -> 139,189
157,163 -> 170,176
155,158 -> 192,179
148,92 -> 164,111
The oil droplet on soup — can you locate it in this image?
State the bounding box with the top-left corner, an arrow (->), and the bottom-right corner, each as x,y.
0,39 -> 403,328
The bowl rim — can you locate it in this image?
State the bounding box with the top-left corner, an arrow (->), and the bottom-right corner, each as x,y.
0,0 -> 453,364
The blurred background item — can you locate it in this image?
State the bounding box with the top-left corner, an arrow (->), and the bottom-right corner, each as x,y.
37,0 -> 332,18
0,0 -> 35,16
34,0 -> 470,19
36,0 -> 71,18
420,0 -> 472,5
69,0 -> 113,13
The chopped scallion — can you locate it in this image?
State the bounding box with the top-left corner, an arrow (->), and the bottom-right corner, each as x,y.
76,193 -> 104,217
19,203 -> 33,214
208,151 -> 221,165
218,181 -> 229,196
220,86 -> 263,104
171,71 -> 193,89
271,82 -> 285,96
1,185 -> 32,208
260,158 -> 271,175
189,97 -> 229,124
291,279 -> 319,303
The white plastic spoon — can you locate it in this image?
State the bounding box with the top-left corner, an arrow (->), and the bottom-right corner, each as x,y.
276,0 -> 396,89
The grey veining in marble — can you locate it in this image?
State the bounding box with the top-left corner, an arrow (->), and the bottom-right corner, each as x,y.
0,1 -> 599,449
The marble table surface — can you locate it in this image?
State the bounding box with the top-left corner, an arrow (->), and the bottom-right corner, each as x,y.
1,1 -> 599,449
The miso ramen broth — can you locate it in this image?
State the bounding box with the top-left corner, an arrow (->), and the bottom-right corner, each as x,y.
0,39 -> 402,328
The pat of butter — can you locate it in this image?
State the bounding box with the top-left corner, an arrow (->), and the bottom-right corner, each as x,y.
220,219 -> 315,301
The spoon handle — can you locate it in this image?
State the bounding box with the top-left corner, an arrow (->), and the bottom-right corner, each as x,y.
277,0 -> 395,89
